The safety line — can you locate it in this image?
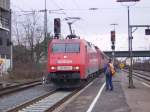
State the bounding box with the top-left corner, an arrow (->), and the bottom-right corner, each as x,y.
142,82 -> 150,88
86,82 -> 106,112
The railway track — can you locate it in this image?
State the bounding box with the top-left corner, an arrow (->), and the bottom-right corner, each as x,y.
0,80 -> 42,96
123,69 -> 150,82
133,71 -> 150,82
6,79 -> 94,112
6,88 -> 80,112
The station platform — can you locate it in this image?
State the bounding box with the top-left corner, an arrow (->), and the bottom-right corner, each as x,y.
120,70 -> 150,112
53,70 -> 150,112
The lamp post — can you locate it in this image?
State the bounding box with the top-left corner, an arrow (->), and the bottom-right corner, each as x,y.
116,0 -> 140,88
127,5 -> 135,88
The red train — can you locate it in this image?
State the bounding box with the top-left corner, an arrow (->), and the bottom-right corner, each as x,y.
47,38 -> 108,88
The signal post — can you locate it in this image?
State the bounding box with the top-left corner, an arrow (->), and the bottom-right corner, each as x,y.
110,24 -> 118,64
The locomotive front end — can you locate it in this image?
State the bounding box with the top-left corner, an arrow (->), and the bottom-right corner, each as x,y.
47,39 -> 84,88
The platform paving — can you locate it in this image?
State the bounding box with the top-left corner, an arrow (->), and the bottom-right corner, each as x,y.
53,70 -> 150,112
120,70 -> 150,112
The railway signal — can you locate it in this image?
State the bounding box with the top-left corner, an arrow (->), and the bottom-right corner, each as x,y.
111,31 -> 116,42
110,24 -> 118,64
145,29 -> 150,35
54,18 -> 61,38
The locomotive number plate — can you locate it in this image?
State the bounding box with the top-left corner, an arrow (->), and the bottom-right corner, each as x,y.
57,66 -> 72,70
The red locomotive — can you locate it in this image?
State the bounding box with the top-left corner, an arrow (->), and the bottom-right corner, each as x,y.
47,38 -> 108,88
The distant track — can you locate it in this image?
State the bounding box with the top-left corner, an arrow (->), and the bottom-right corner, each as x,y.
0,80 -> 41,96
133,72 -> 150,82
123,69 -> 150,82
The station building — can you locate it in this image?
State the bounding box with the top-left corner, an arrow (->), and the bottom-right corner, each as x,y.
0,0 -> 11,73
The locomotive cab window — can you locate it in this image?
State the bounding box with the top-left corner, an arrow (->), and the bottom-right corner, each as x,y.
52,43 -> 80,53
52,44 -> 65,52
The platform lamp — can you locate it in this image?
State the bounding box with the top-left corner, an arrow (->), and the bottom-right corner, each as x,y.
116,0 -> 140,88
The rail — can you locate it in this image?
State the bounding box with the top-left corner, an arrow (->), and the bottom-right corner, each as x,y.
0,80 -> 41,96
6,78 -> 95,112
123,69 -> 150,82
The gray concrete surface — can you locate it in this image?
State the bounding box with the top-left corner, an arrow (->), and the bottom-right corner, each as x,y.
93,81 -> 130,112
120,71 -> 150,112
55,70 -> 150,112
57,74 -> 130,112
58,78 -> 105,112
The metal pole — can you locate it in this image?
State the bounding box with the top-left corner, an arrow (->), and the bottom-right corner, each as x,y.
128,6 -> 135,88
44,0 -> 47,53
10,44 -> 13,70
112,51 -> 115,64
10,10 -> 13,70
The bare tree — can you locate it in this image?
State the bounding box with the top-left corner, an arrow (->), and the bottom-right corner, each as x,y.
21,12 -> 44,62
11,12 -> 47,79
34,27 -> 44,63
12,11 -> 45,64
12,12 -> 24,45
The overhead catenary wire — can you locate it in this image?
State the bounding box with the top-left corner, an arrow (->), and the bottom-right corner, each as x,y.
11,6 -> 150,14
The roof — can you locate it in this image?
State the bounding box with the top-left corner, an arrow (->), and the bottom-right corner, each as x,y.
51,39 -> 86,44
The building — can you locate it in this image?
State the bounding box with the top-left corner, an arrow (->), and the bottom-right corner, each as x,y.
0,0 -> 11,72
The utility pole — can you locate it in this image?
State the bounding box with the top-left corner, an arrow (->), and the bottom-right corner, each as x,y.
44,0 -> 47,54
10,9 -> 13,70
127,6 -> 135,88
117,0 -> 140,88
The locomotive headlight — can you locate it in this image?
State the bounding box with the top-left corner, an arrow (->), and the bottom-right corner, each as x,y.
74,66 -> 80,70
51,66 -> 55,70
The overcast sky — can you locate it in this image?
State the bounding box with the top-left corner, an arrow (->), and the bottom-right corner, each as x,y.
11,0 -> 150,51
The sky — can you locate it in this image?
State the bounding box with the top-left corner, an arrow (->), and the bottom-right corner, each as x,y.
11,0 -> 150,51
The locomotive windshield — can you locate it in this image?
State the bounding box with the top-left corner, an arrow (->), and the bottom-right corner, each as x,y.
52,43 -> 80,53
